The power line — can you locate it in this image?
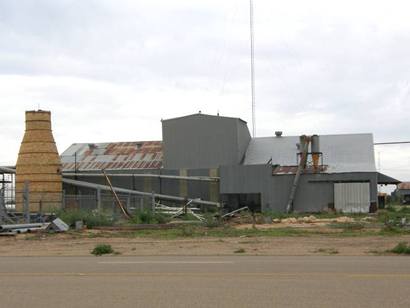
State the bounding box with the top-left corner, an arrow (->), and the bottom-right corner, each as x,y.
374,141 -> 410,145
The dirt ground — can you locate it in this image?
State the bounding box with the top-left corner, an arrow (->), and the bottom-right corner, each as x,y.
1,229 -> 409,257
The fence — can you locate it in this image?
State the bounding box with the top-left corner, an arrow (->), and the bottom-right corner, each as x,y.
1,178 -> 219,224
63,191 -> 154,216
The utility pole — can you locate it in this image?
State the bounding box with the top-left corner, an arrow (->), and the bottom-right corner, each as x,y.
250,0 -> 256,137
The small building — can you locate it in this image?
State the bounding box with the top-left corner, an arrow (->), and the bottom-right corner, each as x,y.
60,113 -> 400,213
394,182 -> 410,204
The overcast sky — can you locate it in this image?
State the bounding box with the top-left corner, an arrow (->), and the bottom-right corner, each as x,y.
0,0 -> 409,183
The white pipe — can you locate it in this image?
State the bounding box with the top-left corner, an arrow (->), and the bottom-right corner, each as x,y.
62,178 -> 220,207
62,172 -> 219,182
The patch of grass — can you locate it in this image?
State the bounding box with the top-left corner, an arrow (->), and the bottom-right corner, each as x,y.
329,222 -> 365,231
131,210 -> 171,224
124,226 -> 316,239
55,209 -> 114,228
261,211 -> 370,221
179,225 -> 195,237
203,213 -> 222,228
377,208 -> 410,224
178,213 -> 199,221
388,242 -> 410,255
91,244 -> 114,256
314,248 -> 339,255
84,221 -> 405,240
234,248 -> 246,253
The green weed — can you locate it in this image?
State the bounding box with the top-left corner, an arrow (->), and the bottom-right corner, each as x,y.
91,244 -> 114,256
131,210 -> 170,224
234,248 -> 246,253
55,209 -> 114,228
314,248 -> 339,255
389,242 -> 410,255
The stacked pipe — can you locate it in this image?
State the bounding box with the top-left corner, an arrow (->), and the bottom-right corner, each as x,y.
15,111 -> 62,212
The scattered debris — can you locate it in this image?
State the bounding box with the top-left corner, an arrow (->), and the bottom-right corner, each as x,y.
222,207 -> 249,219
334,216 -> 354,223
0,223 -> 48,233
75,220 -> 84,230
46,218 -> 69,232
0,218 -> 69,234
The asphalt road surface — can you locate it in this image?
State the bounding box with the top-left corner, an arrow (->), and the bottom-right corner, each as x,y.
0,256 -> 409,307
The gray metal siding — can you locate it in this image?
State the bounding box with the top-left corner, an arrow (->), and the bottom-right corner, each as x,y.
162,114 -> 249,169
334,183 -> 370,213
220,164 -> 275,211
237,121 -> 251,163
220,164 -> 378,213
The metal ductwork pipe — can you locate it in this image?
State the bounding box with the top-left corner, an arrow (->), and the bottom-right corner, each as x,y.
311,134 -> 320,171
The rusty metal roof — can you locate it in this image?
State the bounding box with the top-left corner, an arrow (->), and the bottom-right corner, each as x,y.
61,141 -> 163,171
272,165 -> 328,175
398,182 -> 410,190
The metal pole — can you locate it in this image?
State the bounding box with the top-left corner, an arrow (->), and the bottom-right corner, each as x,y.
23,181 -> 30,223
102,170 -> 131,219
96,188 -> 101,212
127,194 -> 131,213
250,0 -> 256,137
286,136 -> 310,213
62,172 -> 220,182
0,189 -> 4,224
151,192 -> 155,213
62,190 -> 66,210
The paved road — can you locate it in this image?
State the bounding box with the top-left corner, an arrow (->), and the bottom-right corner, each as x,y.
0,256 -> 409,307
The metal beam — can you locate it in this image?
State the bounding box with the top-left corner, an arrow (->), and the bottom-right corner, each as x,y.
62,172 -> 219,182
62,178 -> 220,207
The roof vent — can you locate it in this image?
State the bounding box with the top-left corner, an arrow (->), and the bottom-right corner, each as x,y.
275,131 -> 283,137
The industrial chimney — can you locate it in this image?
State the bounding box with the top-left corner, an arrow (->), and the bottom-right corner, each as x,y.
15,110 -> 62,212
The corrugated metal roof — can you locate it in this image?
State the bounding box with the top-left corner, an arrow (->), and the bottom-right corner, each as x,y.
244,134 -> 376,173
377,172 -> 401,185
398,182 -> 410,190
61,141 -> 163,171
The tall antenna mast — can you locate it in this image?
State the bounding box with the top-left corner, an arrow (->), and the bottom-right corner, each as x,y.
249,0 -> 256,137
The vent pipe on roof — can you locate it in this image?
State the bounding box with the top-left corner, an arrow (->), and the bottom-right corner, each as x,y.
275,131 -> 283,137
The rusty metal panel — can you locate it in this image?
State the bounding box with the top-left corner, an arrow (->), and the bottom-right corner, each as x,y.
272,165 -> 328,175
334,183 -> 370,213
61,141 -> 163,171
398,182 -> 410,190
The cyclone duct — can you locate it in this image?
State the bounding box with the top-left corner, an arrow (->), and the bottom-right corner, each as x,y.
311,134 -> 320,171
